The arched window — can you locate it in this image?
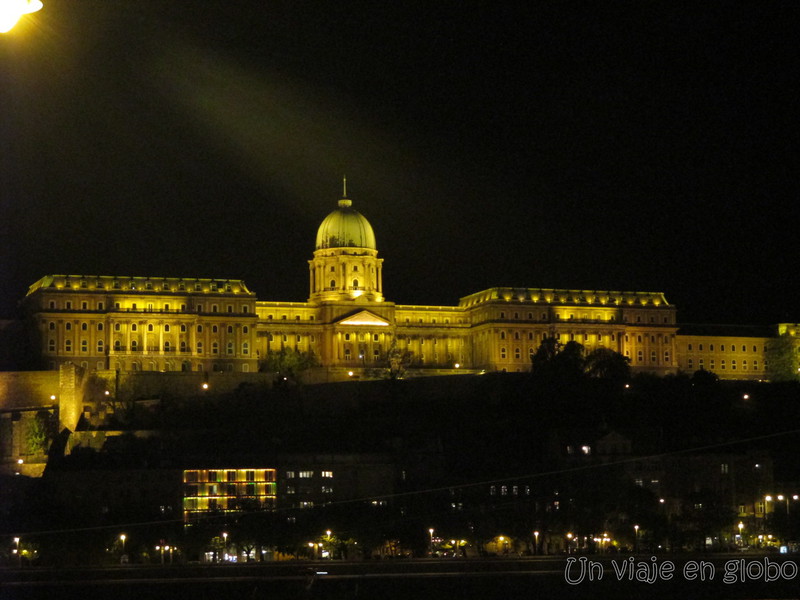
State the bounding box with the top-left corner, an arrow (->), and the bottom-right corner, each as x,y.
353,279 -> 359,288
330,280 -> 336,288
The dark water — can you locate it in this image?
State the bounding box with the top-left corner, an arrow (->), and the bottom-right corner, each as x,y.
2,557 -> 798,600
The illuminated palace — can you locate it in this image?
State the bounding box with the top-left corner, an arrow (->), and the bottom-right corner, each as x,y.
22,190 -> 786,381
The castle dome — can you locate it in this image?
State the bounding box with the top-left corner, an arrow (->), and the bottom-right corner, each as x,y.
315,197 -> 376,250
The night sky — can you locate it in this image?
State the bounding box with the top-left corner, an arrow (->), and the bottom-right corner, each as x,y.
1,2 -> 797,324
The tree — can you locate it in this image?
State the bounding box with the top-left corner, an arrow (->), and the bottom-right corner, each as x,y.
690,368 -> 719,386
368,339 -> 414,380
25,411 -> 55,455
530,337 -> 585,382
584,347 -> 631,383
765,333 -> 799,382
259,348 -> 319,383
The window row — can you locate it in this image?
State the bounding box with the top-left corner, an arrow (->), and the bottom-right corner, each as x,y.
285,486 -> 334,494
687,359 -> 760,371
50,322 -> 251,334
45,300 -> 250,313
285,470 -> 334,479
60,280 -> 241,292
50,339 -> 251,355
686,343 -> 760,353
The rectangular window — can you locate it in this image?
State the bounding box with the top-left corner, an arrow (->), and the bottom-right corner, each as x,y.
321,471 -> 333,478
299,471 -> 313,478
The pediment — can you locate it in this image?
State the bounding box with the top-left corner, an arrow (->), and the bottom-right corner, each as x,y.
336,310 -> 391,327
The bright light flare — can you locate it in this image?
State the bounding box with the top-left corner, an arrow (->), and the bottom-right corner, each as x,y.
0,0 -> 43,34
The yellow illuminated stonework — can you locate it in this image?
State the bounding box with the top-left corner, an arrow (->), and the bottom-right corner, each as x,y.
183,468 -> 276,523
23,275 -> 259,374
20,188 -> 786,381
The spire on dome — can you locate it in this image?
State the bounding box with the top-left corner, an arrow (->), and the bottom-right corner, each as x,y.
339,176 -> 352,207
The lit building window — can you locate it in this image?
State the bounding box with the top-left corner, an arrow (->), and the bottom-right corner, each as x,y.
299,471 -> 313,478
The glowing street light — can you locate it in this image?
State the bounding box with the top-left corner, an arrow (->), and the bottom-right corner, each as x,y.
119,533 -> 126,554
0,0 -> 42,34
13,537 -> 20,567
533,530 -> 539,555
428,528 -> 434,557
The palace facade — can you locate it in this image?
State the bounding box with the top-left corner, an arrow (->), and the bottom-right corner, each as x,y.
21,190 -> 788,381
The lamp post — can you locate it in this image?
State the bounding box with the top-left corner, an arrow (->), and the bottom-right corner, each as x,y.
533,531 -> 539,555
13,537 -> 20,568
222,532 -> 228,561
738,521 -> 744,547
634,525 -> 639,554
120,534 -> 126,555
566,532 -> 573,555
429,528 -> 434,557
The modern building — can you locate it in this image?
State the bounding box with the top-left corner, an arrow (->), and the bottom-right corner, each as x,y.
183,468 -> 277,523
17,187 -> 796,381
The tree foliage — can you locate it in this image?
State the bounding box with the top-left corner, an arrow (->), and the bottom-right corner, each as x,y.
259,348 -> 319,382
584,347 -> 631,383
25,411 -> 55,455
531,337 -> 630,384
368,339 -> 414,380
765,333 -> 799,382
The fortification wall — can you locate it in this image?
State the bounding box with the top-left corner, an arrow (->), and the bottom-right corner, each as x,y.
0,371 -> 60,410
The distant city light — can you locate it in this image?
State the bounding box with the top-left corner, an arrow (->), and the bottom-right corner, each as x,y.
0,0 -> 43,34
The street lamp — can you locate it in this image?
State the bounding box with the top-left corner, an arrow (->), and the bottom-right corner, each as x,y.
222,532 -> 228,561
429,528 -> 434,557
533,530 -> 539,555
634,525 -> 639,553
119,534 -> 126,555
13,537 -> 20,567
566,532 -> 573,555
0,0 -> 43,34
